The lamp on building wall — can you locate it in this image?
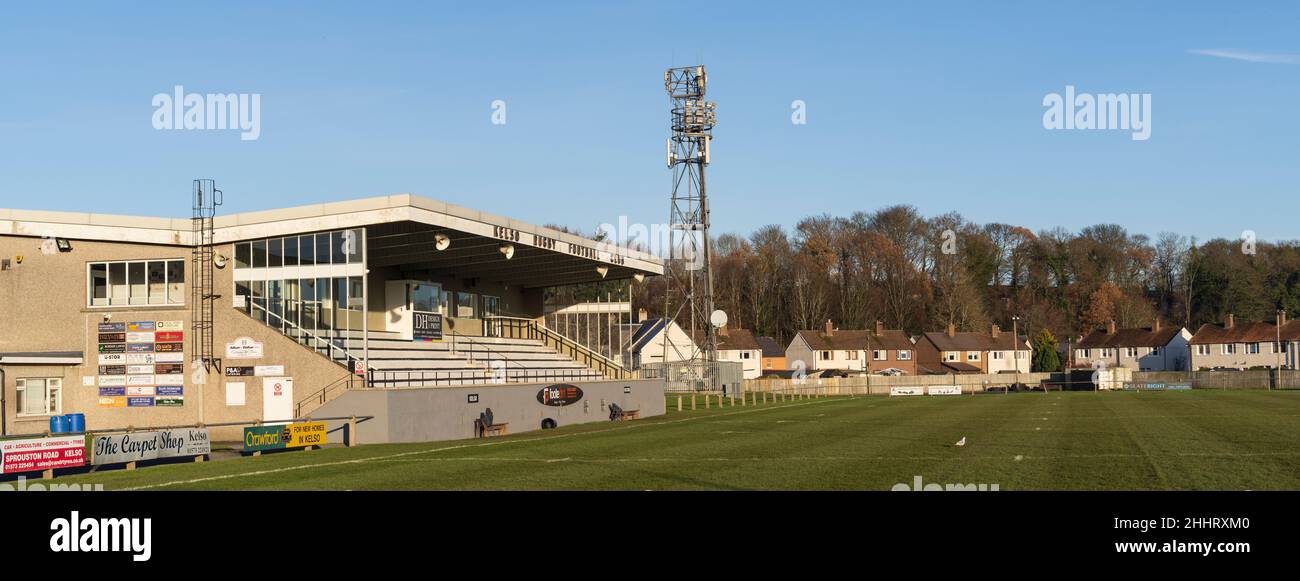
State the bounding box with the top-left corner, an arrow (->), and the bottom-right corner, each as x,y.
633,273 -> 645,283
213,253 -> 229,268
596,265 -> 609,278
434,234 -> 451,251
499,244 -> 515,259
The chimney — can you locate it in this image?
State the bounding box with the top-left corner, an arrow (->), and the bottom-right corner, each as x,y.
946,323 -> 956,338
1225,313 -> 1234,329
991,324 -> 1000,338
1278,310 -> 1287,327
1107,319 -> 1117,334
637,308 -> 648,323
875,320 -> 884,336
1153,318 -> 1161,332
719,324 -> 729,337
824,319 -> 834,336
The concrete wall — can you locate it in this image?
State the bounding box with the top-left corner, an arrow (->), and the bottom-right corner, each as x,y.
0,235 -> 356,441
311,379 -> 666,443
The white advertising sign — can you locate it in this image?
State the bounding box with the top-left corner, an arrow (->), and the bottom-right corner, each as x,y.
126,386 -> 156,396
126,331 -> 155,343
890,386 -> 923,396
126,375 -> 154,386
98,375 -> 127,387
98,353 -> 127,364
91,429 -> 210,465
154,352 -> 184,363
126,364 -> 155,375
226,337 -> 264,360
126,353 -> 157,365
254,365 -> 285,376
225,382 -> 246,406
155,320 -> 184,331
155,374 -> 185,385
262,377 -> 293,422
927,386 -> 962,396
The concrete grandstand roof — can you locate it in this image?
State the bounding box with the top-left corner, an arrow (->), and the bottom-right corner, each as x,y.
0,193 -> 663,279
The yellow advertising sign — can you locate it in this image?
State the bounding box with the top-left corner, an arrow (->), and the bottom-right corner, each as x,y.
98,397 -> 126,408
284,422 -> 327,448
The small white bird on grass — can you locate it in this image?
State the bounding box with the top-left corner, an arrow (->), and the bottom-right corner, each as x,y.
954,436 -> 967,447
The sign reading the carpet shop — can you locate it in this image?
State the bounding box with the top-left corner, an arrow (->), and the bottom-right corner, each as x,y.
242,422 -> 327,452
226,337 -> 264,359
91,429 -> 210,465
538,384 -> 584,406
413,311 -> 443,341
0,436 -> 86,474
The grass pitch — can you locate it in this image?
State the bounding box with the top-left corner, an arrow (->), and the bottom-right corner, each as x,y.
47,390 -> 1300,491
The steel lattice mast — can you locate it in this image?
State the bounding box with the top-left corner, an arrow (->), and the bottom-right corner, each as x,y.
662,65 -> 719,388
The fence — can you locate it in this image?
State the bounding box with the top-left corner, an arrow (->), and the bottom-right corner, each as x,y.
641,361 -> 745,393
744,372 -> 1056,396
1133,369 -> 1300,390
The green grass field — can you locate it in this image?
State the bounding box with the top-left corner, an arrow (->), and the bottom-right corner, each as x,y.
45,390 -> 1300,491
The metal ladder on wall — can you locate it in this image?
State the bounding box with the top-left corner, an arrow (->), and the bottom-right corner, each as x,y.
191,179 -> 222,372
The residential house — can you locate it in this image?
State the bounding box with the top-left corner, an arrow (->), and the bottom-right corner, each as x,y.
626,318 -> 697,369
915,323 -> 1030,374
1073,319 -> 1191,371
785,320 -> 917,375
1189,312 -> 1300,370
756,336 -> 787,373
699,326 -> 763,379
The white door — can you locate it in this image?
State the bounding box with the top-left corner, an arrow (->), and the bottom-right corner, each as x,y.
262,377 -> 294,422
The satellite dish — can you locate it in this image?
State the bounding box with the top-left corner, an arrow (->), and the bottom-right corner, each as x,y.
710,309 -> 728,328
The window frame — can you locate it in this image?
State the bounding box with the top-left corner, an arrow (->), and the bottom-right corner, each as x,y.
87,259 -> 186,308
15,377 -> 62,416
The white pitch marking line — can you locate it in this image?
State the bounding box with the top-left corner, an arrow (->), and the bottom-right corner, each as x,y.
115,397 -> 839,490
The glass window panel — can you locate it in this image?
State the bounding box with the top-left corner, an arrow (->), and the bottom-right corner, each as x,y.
456,291 -> 476,318
411,284 -> 439,312
331,231 -> 346,265
90,263 -> 108,306
251,239 -> 267,268
147,261 -> 166,304
167,260 -> 185,304
283,236 -> 299,267
317,277 -> 332,330
301,278 -> 317,332
346,229 -> 363,263
128,262 -> 147,305
268,238 -> 283,268
298,235 -> 315,266
235,243 -> 251,269
315,235 -> 330,267
109,262 -> 128,305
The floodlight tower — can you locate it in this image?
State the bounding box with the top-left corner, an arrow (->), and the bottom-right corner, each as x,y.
663,65 -> 719,388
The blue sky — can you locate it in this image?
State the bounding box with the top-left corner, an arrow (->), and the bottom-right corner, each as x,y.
1,1 -> 1297,243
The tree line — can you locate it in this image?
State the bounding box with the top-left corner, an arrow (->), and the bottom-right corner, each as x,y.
625,205 -> 1300,353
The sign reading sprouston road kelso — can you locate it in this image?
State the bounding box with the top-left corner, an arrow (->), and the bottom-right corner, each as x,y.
243,422 -> 327,452
91,429 -> 210,465
537,384 -> 584,406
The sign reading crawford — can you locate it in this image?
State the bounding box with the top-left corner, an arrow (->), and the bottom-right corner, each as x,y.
92,429 -> 210,465
242,422 -> 327,452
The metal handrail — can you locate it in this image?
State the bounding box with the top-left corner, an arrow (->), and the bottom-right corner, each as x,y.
484,316 -> 628,379
294,372 -> 362,417
244,300 -> 365,373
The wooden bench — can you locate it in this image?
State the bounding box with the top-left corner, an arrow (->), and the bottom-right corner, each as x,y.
475,419 -> 509,438
612,409 -> 641,421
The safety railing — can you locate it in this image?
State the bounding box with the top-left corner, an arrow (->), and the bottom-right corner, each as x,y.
243,300 -> 366,375
484,316 -> 630,380
294,372 -> 366,417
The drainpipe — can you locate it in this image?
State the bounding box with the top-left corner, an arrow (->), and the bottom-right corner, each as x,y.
1,365 -> 7,436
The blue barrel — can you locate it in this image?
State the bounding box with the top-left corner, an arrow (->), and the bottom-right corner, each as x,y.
65,413 -> 86,433
49,415 -> 68,434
